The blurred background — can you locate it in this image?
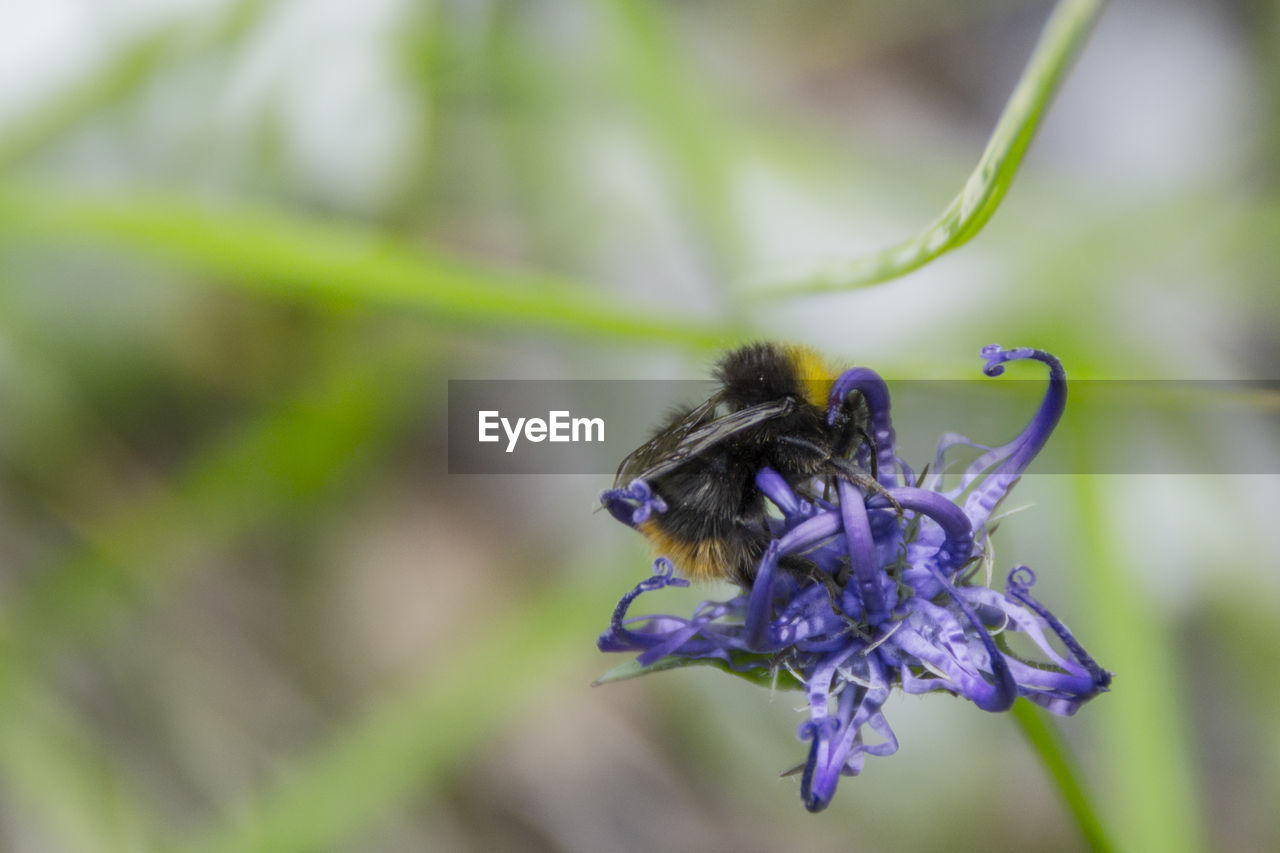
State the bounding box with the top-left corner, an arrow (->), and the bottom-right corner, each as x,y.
0,0 -> 1276,851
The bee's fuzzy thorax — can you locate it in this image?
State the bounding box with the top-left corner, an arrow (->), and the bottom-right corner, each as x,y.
715,343 -> 802,409
714,342 -> 831,411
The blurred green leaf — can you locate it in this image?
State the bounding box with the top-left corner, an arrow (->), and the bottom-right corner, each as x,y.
0,341 -> 428,652
596,0 -> 744,280
181,580 -> 610,853
0,0 -> 275,172
0,676 -> 163,853
753,0 -> 1106,295
0,335 -> 433,850
0,187 -> 734,348
0,33 -> 171,172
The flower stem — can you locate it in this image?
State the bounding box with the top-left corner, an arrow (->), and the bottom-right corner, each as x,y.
754,0 -> 1107,296
1011,698 -> 1118,853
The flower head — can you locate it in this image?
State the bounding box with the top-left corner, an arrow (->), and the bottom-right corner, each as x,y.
597,345 -> 1110,812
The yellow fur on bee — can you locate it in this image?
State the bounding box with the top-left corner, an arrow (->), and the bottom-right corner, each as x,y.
637,519 -> 732,582
782,343 -> 833,409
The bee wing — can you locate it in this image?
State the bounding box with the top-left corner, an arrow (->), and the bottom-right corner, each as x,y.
615,396 -> 797,485
615,394 -> 722,485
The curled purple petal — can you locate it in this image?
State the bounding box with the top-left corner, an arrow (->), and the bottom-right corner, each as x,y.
1006,566 -> 1112,694
837,479 -> 888,624
827,367 -> 899,487
889,487 -> 974,577
600,478 -> 669,526
955,346 -> 1067,524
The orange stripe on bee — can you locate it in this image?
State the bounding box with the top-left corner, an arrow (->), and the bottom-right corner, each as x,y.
637,520 -> 731,582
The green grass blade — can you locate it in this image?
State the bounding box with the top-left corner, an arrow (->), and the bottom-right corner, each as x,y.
1011,699 -> 1118,853
180,579 -> 609,853
752,0 -> 1106,296
0,345 -> 426,652
0,333 -> 434,850
0,675 -> 164,853
0,338 -> 433,845
0,187 -> 733,348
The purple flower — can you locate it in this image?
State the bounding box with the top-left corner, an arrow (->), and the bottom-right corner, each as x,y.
597,345 -> 1110,812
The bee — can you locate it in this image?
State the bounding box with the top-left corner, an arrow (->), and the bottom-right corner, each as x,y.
605,342 -> 881,587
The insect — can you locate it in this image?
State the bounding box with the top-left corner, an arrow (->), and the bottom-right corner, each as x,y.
603,342 -> 884,587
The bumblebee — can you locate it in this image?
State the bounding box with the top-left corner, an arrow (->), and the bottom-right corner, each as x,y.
605,342 -> 879,586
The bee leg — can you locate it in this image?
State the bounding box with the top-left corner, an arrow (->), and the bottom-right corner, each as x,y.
833,420 -> 878,479
827,456 -> 902,518
856,423 -> 878,480
829,391 -> 870,459
774,435 -> 901,513
813,569 -> 844,610
808,568 -> 873,640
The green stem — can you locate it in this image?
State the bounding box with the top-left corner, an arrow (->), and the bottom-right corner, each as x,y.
754,0 -> 1106,296
1011,699 -> 1118,853
1068,470 -> 1202,853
